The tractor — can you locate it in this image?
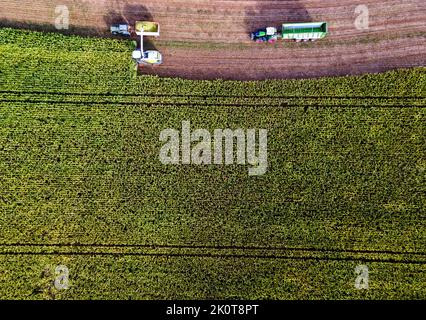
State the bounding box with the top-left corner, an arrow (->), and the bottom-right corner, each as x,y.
110,24 -> 131,36
250,22 -> 328,43
250,27 -> 278,43
110,21 -> 162,65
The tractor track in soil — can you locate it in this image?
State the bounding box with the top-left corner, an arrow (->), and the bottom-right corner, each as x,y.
0,0 -> 425,80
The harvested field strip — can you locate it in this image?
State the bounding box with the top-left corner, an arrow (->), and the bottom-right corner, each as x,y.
0,0 -> 425,79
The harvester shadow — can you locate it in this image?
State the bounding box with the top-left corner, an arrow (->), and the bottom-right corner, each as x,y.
0,18 -> 102,37
0,1 -> 157,44
103,2 -> 157,51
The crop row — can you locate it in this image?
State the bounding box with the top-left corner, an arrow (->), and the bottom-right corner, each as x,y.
0,28 -> 425,100
1,92 -> 424,108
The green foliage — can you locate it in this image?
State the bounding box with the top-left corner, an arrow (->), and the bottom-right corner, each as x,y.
0,28 -> 425,299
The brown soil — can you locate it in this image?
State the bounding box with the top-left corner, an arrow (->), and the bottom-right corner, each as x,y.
0,0 -> 425,80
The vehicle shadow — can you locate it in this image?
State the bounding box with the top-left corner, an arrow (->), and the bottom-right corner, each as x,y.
244,1 -> 311,39
0,18 -> 100,37
103,2 -> 157,51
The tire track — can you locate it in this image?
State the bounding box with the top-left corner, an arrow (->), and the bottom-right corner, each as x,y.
0,243 -> 425,264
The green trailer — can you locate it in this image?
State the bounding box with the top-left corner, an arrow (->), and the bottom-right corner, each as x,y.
281,22 -> 328,41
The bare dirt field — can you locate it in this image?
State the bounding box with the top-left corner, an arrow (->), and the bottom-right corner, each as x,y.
0,0 -> 425,80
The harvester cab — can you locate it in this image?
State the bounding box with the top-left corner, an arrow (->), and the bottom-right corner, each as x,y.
132,50 -> 162,65
132,21 -> 162,65
250,27 -> 278,43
